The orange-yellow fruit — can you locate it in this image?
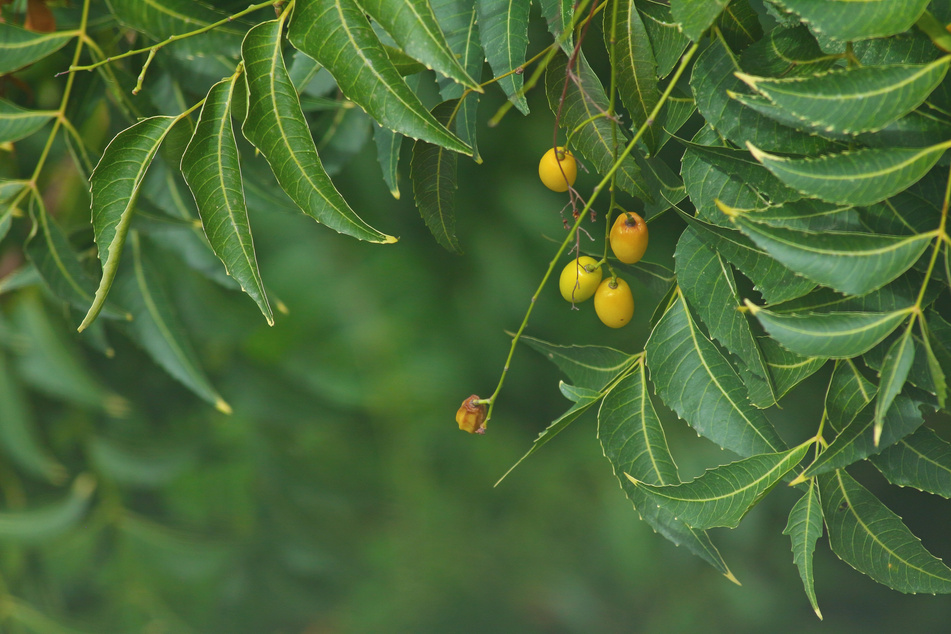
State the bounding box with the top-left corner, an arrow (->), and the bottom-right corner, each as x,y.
559,256 -> 602,303
609,211 -> 649,264
456,395 -> 487,434
594,277 -> 634,328
538,147 -> 577,192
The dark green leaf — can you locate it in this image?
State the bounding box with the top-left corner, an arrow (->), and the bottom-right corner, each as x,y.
739,24 -> 837,78
610,0 -> 660,154
871,428 -> 951,499
679,138 -> 803,205
784,480 -> 823,618
181,76 -> 273,325
646,292 -> 787,457
0,98 -> 55,143
819,469 -> 951,594
539,0 -> 574,52
769,0 -> 930,42
760,336 -> 827,402
627,441 -> 811,529
637,0 -> 690,78
105,0 -> 245,57
669,0 -> 728,42
523,335 -> 637,391
433,0 -> 483,161
874,326 -> 916,445
242,19 -> 395,243
0,22 -> 74,74
411,100 -> 462,252
288,0 -> 471,154
478,0 -> 531,114
714,0 -> 763,53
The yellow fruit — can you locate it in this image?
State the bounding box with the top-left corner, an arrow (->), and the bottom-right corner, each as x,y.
456,395 -> 487,434
538,147 -> 577,192
559,256 -> 602,303
594,277 -> 634,328
609,211 -> 648,264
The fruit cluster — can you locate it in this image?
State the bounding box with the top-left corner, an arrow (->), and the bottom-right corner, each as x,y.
543,148 -> 648,329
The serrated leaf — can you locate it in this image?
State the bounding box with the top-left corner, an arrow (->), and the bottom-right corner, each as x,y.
803,397 -> 923,477
0,475 -> 95,543
105,0 -> 244,57
647,291 -> 787,457
669,0 -> 727,42
599,362 -> 735,578
546,51 -> 652,202
522,335 -> 637,391
478,0 -> 531,114
784,480 -> 823,619
871,428 -> 951,499
242,19 -> 395,244
411,100 -> 462,252
918,315 -> 947,409
769,0 -> 930,42
627,441 -> 811,529
0,22 -> 74,75
770,271 -> 926,314
361,0 -> 479,89
288,0 -> 470,154
373,123 -> 403,198
0,349 -> 64,482
746,303 -> 912,358
181,76 -> 272,325
677,209 -> 816,304
0,98 -> 55,143
497,382 -> 602,485
739,24 -> 837,78
433,0 -> 483,161
650,89 -> 696,156
676,228 -> 776,405
636,0 -> 689,79
539,0 -> 574,52
760,336 -> 827,401
680,138 -> 802,205
111,233 -> 230,412
610,0 -> 660,153
714,0 -> 763,53
742,200 -> 863,233
874,326 -> 916,445
738,58 -> 950,135
79,116 -> 178,332
819,469 -> 951,594
726,207 -> 934,296
748,142 -> 948,206
826,359 -> 876,432
691,34 -> 836,155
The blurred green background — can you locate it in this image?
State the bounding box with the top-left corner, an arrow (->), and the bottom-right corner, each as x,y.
3,8 -> 951,633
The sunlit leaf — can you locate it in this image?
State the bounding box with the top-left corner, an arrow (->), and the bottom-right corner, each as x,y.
288,0 -> 470,154
784,480 -> 823,619
646,292 -> 787,457
627,441 -> 811,529
181,76 -> 273,325
242,19 -> 395,244
819,469 -> 951,594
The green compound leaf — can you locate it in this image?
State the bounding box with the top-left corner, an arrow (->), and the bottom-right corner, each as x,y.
678,138 -> 802,205
105,0 -> 245,57
874,326 -> 916,446
627,441 -> 811,530
784,480 -> 824,619
433,0 -> 484,161
677,210 -> 816,304
0,475 -> 96,543
477,0 -> 531,114
669,0 -> 728,42
599,362 -> 735,580
80,116 -> 179,333
746,303 -> 912,358
411,100 -> 462,252
676,228 -> 776,406
646,291 -> 787,457
0,98 -> 55,144
739,24 -> 837,79
288,0 -> 470,155
523,336 -> 637,392
748,142 -> 948,207
360,0 -> 479,90
802,396 -> 923,477
872,428 -> 951,499
610,0 -> 660,154
819,469 -> 951,594
112,233 -> 230,413
241,19 -> 394,244
0,22 -> 74,75
769,0 -> 930,42
726,207 -> 934,296
181,76 -> 272,325
737,58 -> 950,135
546,51 -> 652,202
